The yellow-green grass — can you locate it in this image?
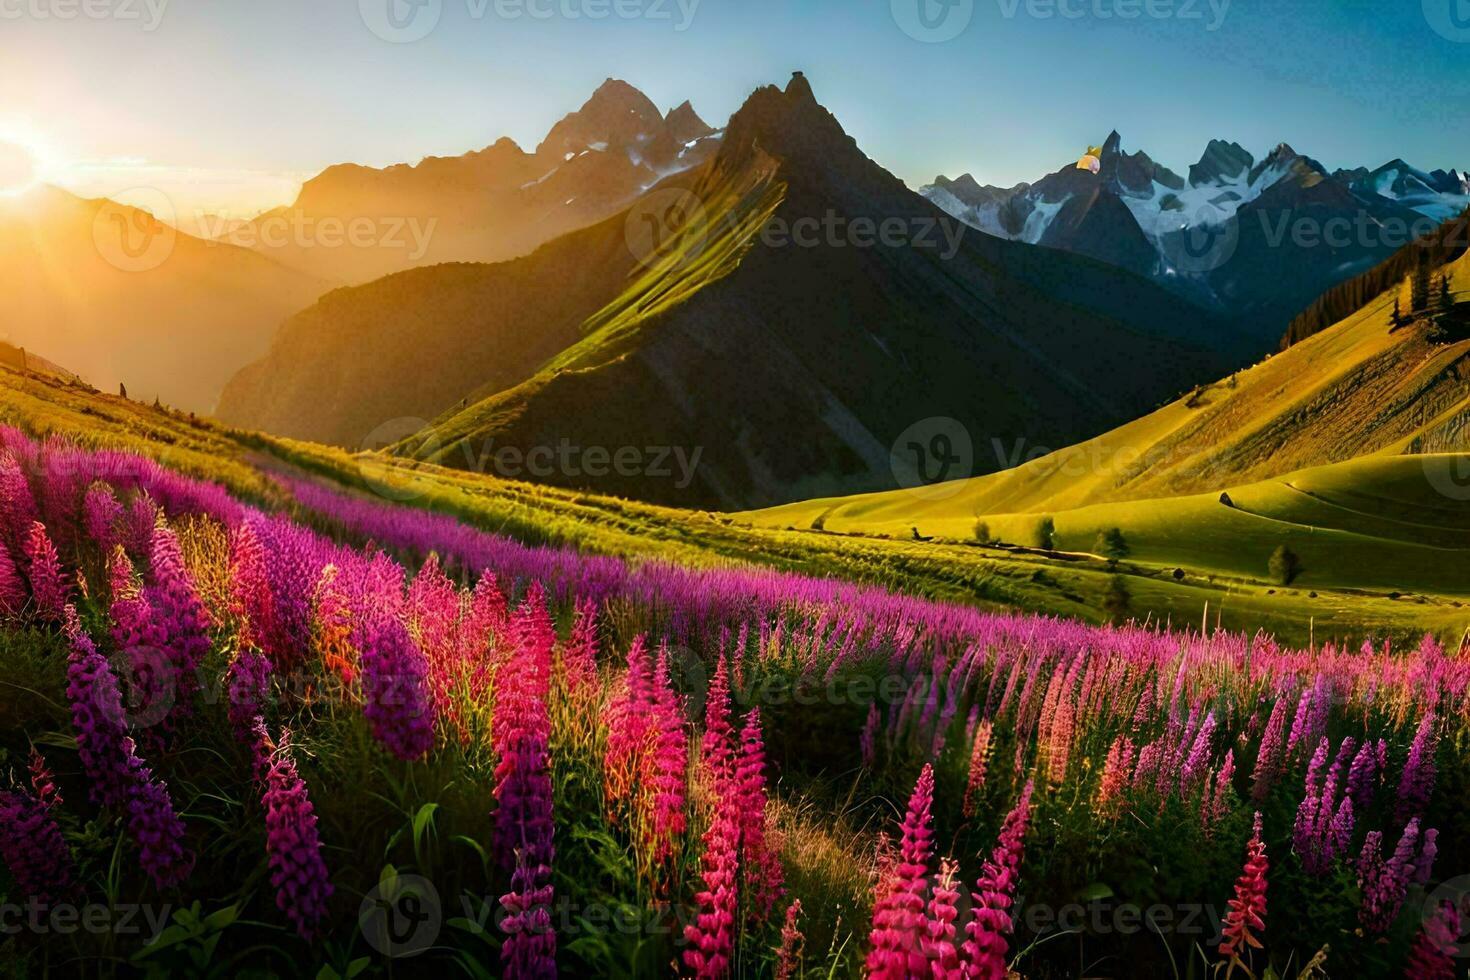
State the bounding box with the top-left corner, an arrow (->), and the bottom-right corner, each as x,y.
3,362 -> 1465,647
745,453 -> 1470,594
758,249 -> 1470,527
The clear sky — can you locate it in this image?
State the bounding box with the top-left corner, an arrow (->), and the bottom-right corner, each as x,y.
4,0 -> 1468,215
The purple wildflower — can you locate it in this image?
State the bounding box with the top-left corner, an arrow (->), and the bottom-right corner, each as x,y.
261,726 -> 334,941
0,790 -> 79,905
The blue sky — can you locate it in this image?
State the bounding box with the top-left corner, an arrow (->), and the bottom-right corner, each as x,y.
5,0 -> 1469,213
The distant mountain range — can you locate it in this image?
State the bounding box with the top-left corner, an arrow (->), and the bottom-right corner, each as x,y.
215,79 -> 721,284
923,135 -> 1470,346
219,73 -> 1245,510
0,185 -> 323,414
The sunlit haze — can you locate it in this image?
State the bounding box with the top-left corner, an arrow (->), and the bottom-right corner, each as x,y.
6,0 -> 1469,219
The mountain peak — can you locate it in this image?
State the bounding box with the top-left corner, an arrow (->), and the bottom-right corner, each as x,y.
535,78 -> 663,160
1189,139 -> 1253,186
664,100 -> 714,144
1101,130 -> 1124,156
785,70 -> 815,102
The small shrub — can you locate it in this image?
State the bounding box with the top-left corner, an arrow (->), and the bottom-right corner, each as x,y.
1033,517 -> 1055,551
1268,545 -> 1301,586
1094,527 -> 1129,563
1102,575 -> 1132,624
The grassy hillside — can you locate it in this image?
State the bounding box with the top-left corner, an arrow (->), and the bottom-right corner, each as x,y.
4,361 -> 1465,649
0,186 -> 326,414
750,248 -> 1470,522
395,74 -> 1242,511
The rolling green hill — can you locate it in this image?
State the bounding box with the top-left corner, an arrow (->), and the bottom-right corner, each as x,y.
4,359 -> 1466,649
394,73 -> 1245,510
748,247 -> 1470,528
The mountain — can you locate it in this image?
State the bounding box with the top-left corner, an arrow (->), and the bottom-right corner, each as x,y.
923,137 -> 1470,347
223,79 -> 721,284
748,240 -> 1470,533
0,185 -> 324,414
221,72 -> 1247,510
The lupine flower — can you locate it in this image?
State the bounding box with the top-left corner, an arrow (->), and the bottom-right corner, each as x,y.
260,726 -> 334,941
736,707 -> 783,917
24,521 -> 68,621
0,452 -> 38,551
1249,697 -> 1290,801
65,610 -> 135,807
108,549 -> 173,741
646,642 -> 689,869
962,780 -> 1034,979
0,789 -> 79,905
683,781 -> 741,978
867,764 -> 936,978
701,653 -> 735,790
1202,750 -> 1235,834
125,754 -> 194,890
1293,737 -> 1354,875
127,492 -> 160,556
229,521 -> 276,653
1358,818 -> 1434,934
1095,735 -> 1135,819
312,565 -> 357,685
493,600 -> 556,979
1219,812 -> 1268,960
1405,900 -> 1461,980
774,899 -> 804,980
0,547 -> 25,618
226,647 -> 274,742
559,598 -> 598,695
146,523 -> 212,715
922,857 -> 963,975
963,719 -> 993,819
603,636 -> 654,815
1395,714 -> 1437,824
1346,737 -> 1384,815
359,613 -> 437,761
83,483 -> 124,557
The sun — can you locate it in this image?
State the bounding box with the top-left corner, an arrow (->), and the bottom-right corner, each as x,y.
0,128 -> 57,198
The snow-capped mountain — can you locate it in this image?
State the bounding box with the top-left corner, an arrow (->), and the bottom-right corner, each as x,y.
923,136 -> 1470,345
231,79 -> 722,284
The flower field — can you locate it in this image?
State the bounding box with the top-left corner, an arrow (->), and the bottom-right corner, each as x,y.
0,424 -> 1467,978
